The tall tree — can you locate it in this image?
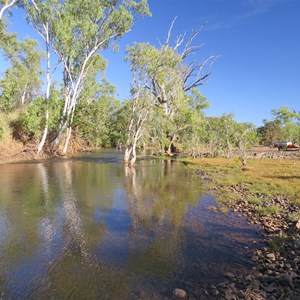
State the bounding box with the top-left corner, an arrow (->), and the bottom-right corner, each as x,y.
47,0 -> 150,154
272,106 -> 300,143
24,0 -> 62,153
124,21 -> 216,162
0,37 -> 42,111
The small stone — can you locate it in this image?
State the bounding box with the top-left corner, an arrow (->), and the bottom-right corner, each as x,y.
224,272 -> 235,279
173,288 -> 187,298
296,220 -> 300,230
266,253 -> 276,261
294,240 -> 300,249
224,288 -> 237,300
263,275 -> 276,283
262,283 -> 275,293
211,289 -> 219,296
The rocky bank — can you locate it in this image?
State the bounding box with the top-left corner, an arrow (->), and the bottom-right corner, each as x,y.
196,173 -> 300,300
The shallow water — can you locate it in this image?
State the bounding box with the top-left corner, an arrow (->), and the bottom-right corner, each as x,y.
0,150 -> 263,299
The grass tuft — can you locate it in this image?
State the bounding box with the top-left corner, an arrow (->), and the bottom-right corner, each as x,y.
257,205 -> 282,216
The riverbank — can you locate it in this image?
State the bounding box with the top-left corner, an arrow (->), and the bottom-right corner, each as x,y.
188,158 -> 300,299
0,133 -> 98,164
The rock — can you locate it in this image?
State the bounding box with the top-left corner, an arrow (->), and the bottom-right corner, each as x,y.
224,288 -> 237,300
262,275 -> 276,283
266,253 -> 276,261
173,288 -> 187,298
211,289 -> 219,296
224,272 -> 235,279
294,240 -> 300,249
296,220 -> 300,230
262,283 -> 275,293
279,274 -> 294,289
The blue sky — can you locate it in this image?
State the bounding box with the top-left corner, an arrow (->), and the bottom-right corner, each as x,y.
1,0 -> 300,126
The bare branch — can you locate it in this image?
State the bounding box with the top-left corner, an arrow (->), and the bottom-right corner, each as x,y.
165,16 -> 177,49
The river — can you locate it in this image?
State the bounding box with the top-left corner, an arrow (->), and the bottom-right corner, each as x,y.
0,150 -> 262,299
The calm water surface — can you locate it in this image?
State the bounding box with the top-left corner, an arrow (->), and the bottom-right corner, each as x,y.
0,150 -> 263,299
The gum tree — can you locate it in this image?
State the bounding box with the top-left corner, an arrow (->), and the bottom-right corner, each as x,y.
24,0 -> 62,153
124,21 -> 216,160
49,0 -> 150,154
0,37 -> 42,111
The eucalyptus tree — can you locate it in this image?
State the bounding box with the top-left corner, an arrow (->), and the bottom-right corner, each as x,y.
0,37 -> 42,111
125,21 -> 216,157
233,122 -> 257,166
123,81 -> 153,166
257,119 -> 283,146
73,57 -> 120,147
24,0 -> 151,154
24,0 -> 62,153
272,106 -> 300,143
46,0 -> 151,154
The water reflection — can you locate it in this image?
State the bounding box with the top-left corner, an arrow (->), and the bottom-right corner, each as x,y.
0,151 -> 263,299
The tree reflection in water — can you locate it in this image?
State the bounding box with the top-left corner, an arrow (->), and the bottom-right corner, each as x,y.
0,152 -> 262,299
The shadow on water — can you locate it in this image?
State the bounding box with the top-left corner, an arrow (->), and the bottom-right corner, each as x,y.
0,149 -> 264,299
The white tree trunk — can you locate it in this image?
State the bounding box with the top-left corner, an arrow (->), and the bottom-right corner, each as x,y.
124,146 -> 132,164
37,24 -> 51,154
21,86 -> 27,107
0,0 -> 16,20
129,142 -> 137,167
62,127 -> 72,155
37,110 -> 49,153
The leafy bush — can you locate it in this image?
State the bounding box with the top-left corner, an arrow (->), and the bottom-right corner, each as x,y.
11,96 -> 62,143
74,97 -> 121,147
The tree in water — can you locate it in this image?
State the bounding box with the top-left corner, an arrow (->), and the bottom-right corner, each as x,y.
123,19 -> 216,165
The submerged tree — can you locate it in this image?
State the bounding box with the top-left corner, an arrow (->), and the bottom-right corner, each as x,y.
124,20 -> 217,163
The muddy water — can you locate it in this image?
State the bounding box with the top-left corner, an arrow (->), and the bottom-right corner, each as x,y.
0,150 -> 263,299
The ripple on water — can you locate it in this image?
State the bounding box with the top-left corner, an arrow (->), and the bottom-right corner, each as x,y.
0,150 -> 264,299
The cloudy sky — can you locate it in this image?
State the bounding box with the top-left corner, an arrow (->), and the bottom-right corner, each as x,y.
1,0 -> 299,125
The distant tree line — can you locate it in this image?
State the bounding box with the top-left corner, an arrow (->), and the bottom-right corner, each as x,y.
0,1 -> 299,166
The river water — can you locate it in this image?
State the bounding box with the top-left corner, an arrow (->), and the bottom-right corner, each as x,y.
0,150 -> 262,299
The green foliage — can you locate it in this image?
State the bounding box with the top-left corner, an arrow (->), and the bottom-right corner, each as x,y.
202,115 -> 257,158
258,106 -> 300,145
74,96 -> 121,147
0,37 -> 42,111
257,119 -> 283,146
12,94 -> 62,142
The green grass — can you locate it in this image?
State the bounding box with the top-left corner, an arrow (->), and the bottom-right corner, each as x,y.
184,157 -> 300,207
267,235 -> 288,252
257,205 -> 282,216
246,197 -> 262,205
